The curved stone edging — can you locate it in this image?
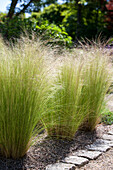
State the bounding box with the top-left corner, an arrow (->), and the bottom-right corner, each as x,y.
46,130 -> 113,170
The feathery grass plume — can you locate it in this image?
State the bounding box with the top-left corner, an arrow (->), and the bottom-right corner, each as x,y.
0,37 -> 51,159
43,57 -> 89,140
79,47 -> 112,131
0,37 -> 4,50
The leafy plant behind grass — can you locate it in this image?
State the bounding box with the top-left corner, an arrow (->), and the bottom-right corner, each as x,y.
101,108 -> 113,125
42,58 -> 89,140
79,49 -> 112,131
0,38 -> 50,159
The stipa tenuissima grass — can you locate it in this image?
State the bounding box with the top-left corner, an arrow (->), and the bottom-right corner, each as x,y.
0,38 -> 51,159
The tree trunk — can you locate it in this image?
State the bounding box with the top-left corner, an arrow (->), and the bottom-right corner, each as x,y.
16,0 -> 34,17
7,0 -> 18,19
76,0 -> 82,40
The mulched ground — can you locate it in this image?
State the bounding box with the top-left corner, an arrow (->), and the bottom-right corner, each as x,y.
0,124 -> 113,170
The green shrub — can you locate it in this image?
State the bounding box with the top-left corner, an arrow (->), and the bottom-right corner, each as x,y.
0,38 -> 50,158
101,110 -> 113,125
35,20 -> 72,47
0,12 -> 72,48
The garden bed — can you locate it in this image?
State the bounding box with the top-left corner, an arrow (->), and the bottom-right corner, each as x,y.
0,124 -> 112,170
0,37 -> 113,169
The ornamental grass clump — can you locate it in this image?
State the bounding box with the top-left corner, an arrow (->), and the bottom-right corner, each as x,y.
43,58 -> 89,140
80,49 -> 112,131
0,38 -> 50,159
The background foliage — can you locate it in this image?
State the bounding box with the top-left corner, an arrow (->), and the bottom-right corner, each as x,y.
0,0 -> 113,46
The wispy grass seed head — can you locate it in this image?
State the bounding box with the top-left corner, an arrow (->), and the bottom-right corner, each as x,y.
0,38 -> 51,158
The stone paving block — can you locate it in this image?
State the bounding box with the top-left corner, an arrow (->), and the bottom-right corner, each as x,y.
96,139 -> 113,147
102,134 -> 113,141
85,142 -> 111,152
46,163 -> 75,170
89,139 -> 106,145
62,156 -> 89,167
108,130 -> 113,135
77,150 -> 102,160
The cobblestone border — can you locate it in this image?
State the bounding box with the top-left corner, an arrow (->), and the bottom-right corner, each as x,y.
46,130 -> 113,170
